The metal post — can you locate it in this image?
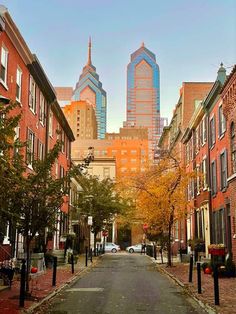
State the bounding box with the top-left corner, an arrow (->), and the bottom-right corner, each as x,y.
213,265 -> 220,305
85,246 -> 88,267
19,259 -> 26,307
197,262 -> 202,294
90,248 -> 93,263
52,256 -> 57,286
189,254 -> 193,282
71,254 -> 74,274
154,244 -> 157,260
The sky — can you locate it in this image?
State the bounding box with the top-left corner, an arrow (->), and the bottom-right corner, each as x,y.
1,0 -> 236,132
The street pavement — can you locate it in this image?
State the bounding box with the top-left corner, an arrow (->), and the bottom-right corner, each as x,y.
0,252 -> 235,313
37,253 -> 207,314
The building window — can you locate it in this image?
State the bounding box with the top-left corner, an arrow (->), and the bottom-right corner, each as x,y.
196,165 -> 200,194
14,125 -> 20,154
26,128 -> 35,167
16,67 -> 22,102
230,122 -> 236,174
38,140 -> 44,161
103,167 -> 110,179
49,110 -> 53,137
0,46 -> 8,86
220,150 -> 227,190
202,158 -> 207,190
213,209 -> 225,244
200,117 -> 207,145
211,160 -> 217,196
39,93 -> 46,125
209,116 -> 215,148
29,75 -> 37,113
195,126 -> 200,154
219,105 -> 226,137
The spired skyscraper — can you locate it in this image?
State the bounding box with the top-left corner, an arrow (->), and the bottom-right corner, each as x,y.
73,38 -> 107,139
125,43 -> 160,158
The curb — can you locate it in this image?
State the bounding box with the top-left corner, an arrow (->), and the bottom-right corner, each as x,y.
149,257 -> 216,314
23,256 -> 101,314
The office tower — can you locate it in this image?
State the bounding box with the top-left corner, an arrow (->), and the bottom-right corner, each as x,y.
73,38 -> 107,139
62,100 -> 97,140
125,43 -> 160,158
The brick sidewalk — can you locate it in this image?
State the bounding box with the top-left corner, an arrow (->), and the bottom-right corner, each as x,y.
157,262 -> 236,314
0,255 -> 98,314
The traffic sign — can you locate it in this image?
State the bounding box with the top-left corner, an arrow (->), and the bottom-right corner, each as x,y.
102,230 -> 108,237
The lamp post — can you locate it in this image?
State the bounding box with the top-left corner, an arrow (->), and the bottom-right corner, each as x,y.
87,215 -> 93,254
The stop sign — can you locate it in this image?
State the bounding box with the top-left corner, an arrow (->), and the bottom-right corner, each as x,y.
102,230 -> 108,237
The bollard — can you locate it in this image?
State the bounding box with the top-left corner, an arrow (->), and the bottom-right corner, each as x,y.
71,254 -> 74,274
213,265 -> 220,305
90,248 -> 93,263
85,246 -> 88,267
189,254 -> 193,282
52,256 -> 57,286
19,259 -> 26,307
154,245 -> 157,260
197,262 -> 202,294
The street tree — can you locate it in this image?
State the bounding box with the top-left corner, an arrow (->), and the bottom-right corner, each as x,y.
132,153 -> 192,266
76,175 -> 128,252
0,101 -> 25,244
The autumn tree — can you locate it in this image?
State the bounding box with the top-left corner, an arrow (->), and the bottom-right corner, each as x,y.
76,175 -> 128,252
132,153 -> 191,266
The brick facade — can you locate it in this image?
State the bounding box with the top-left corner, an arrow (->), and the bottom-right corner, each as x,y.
222,66 -> 236,262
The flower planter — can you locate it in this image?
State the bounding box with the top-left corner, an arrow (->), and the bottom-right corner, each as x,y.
208,248 -> 225,256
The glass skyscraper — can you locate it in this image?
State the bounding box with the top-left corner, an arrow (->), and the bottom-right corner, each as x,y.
125,43 -> 160,157
73,38 -> 107,139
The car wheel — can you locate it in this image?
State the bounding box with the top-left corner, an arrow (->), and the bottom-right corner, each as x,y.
129,248 -> 134,253
111,248 -> 117,253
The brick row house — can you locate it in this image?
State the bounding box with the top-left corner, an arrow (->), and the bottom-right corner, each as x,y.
158,82 -> 213,254
0,6 -> 74,261
160,65 -> 236,262
222,66 -> 236,260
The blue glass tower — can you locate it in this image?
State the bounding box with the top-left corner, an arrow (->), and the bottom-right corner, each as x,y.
126,43 -> 160,156
73,38 -> 107,139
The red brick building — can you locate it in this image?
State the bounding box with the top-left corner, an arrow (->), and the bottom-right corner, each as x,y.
0,6 -> 74,260
222,66 -> 236,262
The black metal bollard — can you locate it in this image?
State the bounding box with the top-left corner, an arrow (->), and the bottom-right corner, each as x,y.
154,245 -> 157,260
197,262 -> 202,294
52,256 -> 57,286
71,254 -> 74,274
213,265 -> 220,305
189,254 -> 193,282
90,248 -> 93,263
19,259 -> 26,307
85,246 -> 88,267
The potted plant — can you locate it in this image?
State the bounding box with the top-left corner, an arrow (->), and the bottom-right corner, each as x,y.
208,244 -> 225,256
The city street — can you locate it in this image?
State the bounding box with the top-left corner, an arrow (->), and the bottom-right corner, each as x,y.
39,253 -> 206,314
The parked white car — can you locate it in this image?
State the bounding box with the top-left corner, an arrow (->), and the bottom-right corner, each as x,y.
104,242 -> 120,253
126,243 -> 142,253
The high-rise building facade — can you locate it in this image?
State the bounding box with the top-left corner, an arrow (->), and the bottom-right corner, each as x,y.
62,100 -> 97,140
125,43 -> 160,158
73,38 -> 107,139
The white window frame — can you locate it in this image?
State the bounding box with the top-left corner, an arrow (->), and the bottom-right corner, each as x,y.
16,67 -> 22,103
49,110 -> 53,137
219,104 -> 226,137
202,157 -> 207,190
220,149 -> 227,190
27,128 -> 35,167
0,45 -> 8,88
29,75 -> 37,113
39,92 -> 46,126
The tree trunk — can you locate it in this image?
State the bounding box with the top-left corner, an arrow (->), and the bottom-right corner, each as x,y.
93,231 -> 98,255
167,213 -> 174,267
26,235 -> 31,293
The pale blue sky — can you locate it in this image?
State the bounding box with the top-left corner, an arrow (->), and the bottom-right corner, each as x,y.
1,0 -> 236,132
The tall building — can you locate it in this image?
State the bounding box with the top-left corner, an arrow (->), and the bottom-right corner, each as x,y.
125,43 -> 160,158
73,38 -> 107,139
63,100 -> 97,140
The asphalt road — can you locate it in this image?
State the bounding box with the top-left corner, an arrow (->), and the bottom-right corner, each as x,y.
42,253 -> 207,314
